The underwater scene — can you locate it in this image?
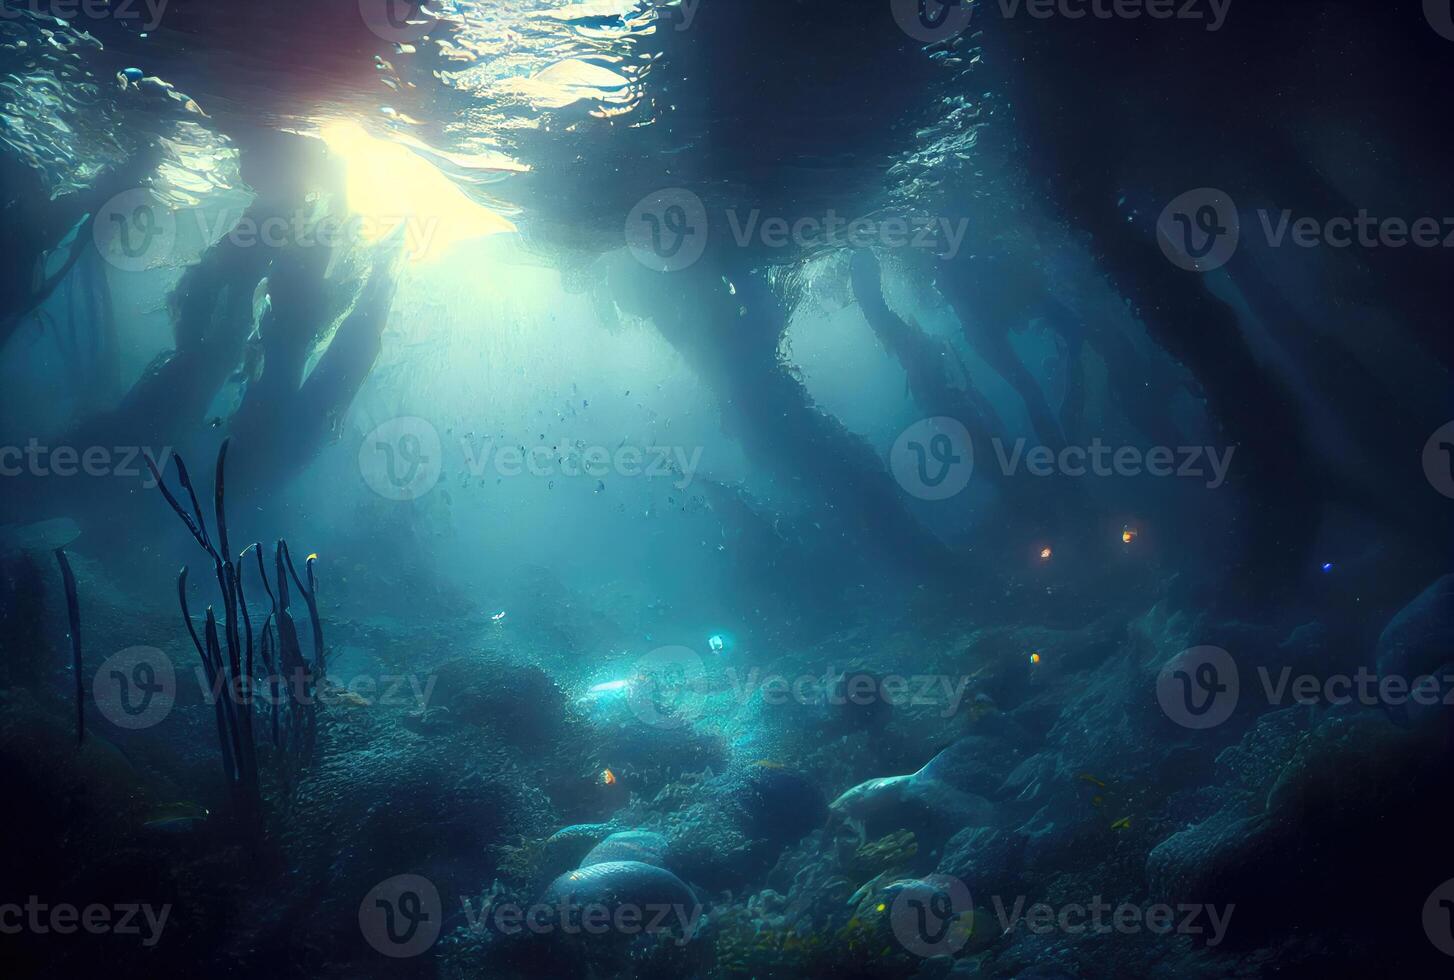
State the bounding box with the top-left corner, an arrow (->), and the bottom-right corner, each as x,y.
2,0 -> 1453,977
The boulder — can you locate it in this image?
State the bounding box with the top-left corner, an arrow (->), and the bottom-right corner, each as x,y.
538,860 -> 700,940
830,738 -> 1000,842
579,830 -> 669,869
1376,575 -> 1454,723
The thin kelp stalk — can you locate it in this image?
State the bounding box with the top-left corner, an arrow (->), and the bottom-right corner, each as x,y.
204,605 -> 247,815
250,542 -> 282,749
144,439 -> 325,833
282,541 -> 326,677
146,447 -> 253,816
259,612 -> 279,748
54,548 -> 82,745
179,569 -> 236,786
273,540 -> 317,766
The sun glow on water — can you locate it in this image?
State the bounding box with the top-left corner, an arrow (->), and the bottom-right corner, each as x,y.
317,121 -> 517,263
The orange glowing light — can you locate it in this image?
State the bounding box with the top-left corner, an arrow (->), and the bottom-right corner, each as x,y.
1030,652 -> 1041,665
1039,547 -> 1053,561
601,768 -> 616,786
1121,528 -> 1137,544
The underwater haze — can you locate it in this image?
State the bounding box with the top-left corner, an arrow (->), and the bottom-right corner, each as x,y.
2,1 -> 1454,977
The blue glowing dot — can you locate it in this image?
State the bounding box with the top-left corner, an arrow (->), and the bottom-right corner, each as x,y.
1320,562 -> 1334,573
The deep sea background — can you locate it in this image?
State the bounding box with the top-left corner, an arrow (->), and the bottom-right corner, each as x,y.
2,1 -> 1453,977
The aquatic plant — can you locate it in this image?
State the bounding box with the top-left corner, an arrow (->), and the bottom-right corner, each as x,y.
847,829 -> 918,881
143,438 -> 325,832
53,548 -> 82,745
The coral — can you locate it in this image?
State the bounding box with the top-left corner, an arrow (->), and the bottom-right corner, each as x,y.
847,829 -> 919,880
707,900 -> 927,980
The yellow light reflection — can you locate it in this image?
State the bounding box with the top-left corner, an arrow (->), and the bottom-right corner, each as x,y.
317,121 -> 516,263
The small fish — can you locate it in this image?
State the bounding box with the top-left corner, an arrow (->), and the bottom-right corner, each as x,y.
334,691 -> 371,708
0,517 -> 81,557
142,802 -> 209,833
1078,773 -> 1106,788
491,611 -> 507,622
1110,816 -> 1131,831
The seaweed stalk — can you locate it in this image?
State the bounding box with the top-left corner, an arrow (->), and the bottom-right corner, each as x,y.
282,541 -> 326,677
149,441 -> 324,831
54,548 -> 82,745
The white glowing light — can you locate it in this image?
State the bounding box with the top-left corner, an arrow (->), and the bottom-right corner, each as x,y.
316,120 -> 516,263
